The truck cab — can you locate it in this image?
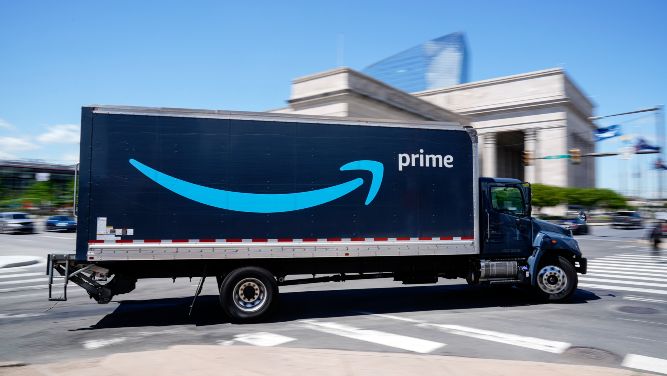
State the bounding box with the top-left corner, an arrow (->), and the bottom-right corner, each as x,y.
476,177 -> 587,300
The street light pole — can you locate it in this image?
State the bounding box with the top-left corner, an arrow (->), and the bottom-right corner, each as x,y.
658,105 -> 665,199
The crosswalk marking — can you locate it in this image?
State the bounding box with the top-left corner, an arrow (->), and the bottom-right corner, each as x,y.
298,319 -> 445,353
624,295 -> 667,304
0,272 -> 43,280
622,354 -> 667,374
578,253 -> 667,297
586,273 -> 667,283
599,255 -> 667,262
585,266 -> 664,278
580,277 -> 667,288
0,277 -> 49,286
579,283 -> 667,295
589,259 -> 666,267
588,262 -> 664,272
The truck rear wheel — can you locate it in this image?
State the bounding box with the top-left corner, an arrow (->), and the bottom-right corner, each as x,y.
535,256 -> 577,302
219,266 -> 277,322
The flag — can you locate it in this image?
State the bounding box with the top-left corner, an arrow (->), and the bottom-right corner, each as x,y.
635,138 -> 660,152
654,158 -> 667,170
594,124 -> 622,141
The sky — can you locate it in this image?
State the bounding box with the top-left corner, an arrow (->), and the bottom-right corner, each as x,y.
0,0 -> 665,196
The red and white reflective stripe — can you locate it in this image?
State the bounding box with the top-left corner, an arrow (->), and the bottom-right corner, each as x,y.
89,236 -> 474,245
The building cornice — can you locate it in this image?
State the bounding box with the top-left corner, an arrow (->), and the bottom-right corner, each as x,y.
413,68 -> 565,96
289,68 -> 469,124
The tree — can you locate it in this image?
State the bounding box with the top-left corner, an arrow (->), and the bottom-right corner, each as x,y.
531,184 -> 564,212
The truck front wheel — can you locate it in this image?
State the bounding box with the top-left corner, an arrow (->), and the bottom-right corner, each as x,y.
219,266 -> 278,322
535,256 -> 577,302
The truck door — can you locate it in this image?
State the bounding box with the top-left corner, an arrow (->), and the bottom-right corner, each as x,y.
483,185 -> 532,256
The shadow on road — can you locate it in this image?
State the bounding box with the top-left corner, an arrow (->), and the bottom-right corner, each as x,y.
81,284 -> 600,330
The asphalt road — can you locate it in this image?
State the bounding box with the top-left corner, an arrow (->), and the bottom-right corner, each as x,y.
1,226 -> 666,374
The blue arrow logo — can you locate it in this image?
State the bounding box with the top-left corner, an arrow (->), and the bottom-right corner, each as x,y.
129,159 -> 384,213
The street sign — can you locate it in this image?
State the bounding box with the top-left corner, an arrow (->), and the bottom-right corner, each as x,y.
541,154 -> 571,160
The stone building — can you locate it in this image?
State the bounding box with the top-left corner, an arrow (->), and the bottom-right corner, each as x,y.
273,67 -> 596,188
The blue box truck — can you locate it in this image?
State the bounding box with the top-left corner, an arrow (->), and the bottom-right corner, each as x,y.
48,105 -> 587,322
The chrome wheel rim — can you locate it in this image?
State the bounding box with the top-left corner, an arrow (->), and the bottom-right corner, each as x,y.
232,278 -> 267,312
537,265 -> 568,295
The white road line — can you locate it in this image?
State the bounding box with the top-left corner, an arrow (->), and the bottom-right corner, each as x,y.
580,272 -> 667,282
0,272 -> 43,279
299,320 -> 445,353
586,273 -> 667,283
590,259 -> 667,266
594,257 -> 667,265
586,266 -> 665,278
615,245 -> 637,249
83,337 -> 127,350
622,354 -> 667,374
225,332 -> 296,347
580,277 -> 667,288
579,283 -> 667,295
0,292 -> 45,300
603,254 -> 667,259
613,254 -> 667,261
0,266 -> 43,274
0,278 -> 48,286
420,323 -> 570,354
587,263 -> 665,272
366,313 -> 424,324
596,257 -> 667,264
35,235 -> 74,240
0,284 -> 63,293
0,312 -> 45,319
624,296 -> 667,304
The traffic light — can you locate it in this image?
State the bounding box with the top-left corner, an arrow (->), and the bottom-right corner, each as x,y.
522,150 -> 533,166
569,148 -> 581,164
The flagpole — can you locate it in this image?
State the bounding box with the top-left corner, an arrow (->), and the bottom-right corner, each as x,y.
658,105 -> 665,199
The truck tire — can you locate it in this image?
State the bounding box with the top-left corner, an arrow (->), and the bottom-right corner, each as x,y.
219,266 -> 278,322
535,256 -> 577,302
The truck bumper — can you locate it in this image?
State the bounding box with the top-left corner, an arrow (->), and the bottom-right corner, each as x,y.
575,257 -> 587,274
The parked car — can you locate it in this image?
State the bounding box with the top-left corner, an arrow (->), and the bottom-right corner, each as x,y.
45,215 -> 77,232
559,217 -> 590,235
0,212 -> 36,234
611,211 -> 643,229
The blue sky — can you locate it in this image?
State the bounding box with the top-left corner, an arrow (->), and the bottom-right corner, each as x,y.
0,1 -> 665,195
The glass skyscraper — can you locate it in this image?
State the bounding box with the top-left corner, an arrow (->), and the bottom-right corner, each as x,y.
362,32 -> 469,92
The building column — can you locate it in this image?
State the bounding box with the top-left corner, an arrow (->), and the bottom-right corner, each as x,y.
482,132 -> 497,178
524,129 -> 537,183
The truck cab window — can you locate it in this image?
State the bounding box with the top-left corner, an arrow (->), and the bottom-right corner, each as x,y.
490,186 -> 525,216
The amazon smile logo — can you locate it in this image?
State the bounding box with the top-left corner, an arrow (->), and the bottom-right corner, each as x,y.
129,159 -> 384,213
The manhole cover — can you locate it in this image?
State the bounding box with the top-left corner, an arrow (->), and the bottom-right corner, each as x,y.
617,305 -> 659,314
563,347 -> 620,365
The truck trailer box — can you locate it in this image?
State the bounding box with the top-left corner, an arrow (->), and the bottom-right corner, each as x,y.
77,106 -> 478,263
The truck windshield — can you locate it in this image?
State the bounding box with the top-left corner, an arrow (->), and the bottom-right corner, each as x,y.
491,186 -> 526,216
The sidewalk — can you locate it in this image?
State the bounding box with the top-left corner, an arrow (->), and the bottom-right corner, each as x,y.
0,346 -> 649,376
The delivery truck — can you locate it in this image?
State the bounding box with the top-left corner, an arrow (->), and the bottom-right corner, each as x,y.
48,105 -> 587,322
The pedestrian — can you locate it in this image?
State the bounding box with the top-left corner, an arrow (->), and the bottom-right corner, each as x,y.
650,221 -> 662,256
578,210 -> 587,222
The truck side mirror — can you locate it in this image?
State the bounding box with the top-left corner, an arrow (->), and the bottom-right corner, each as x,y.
522,183 -> 532,217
